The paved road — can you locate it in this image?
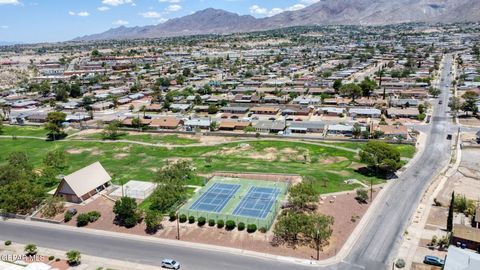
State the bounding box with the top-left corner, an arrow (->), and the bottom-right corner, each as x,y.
0,56 -> 455,270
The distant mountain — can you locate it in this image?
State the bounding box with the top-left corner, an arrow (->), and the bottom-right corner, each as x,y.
0,41 -> 22,46
75,0 -> 480,41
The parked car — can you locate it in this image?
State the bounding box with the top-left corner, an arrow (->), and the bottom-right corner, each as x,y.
423,255 -> 444,266
161,259 -> 180,269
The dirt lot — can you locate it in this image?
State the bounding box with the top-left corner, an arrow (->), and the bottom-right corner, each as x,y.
435,148 -> 480,205
37,189 -> 377,260
459,117 -> 480,127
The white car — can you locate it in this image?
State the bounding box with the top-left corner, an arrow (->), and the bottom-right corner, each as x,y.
161,259 -> 180,269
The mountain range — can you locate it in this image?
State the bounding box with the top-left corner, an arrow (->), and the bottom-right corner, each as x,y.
75,0 -> 480,41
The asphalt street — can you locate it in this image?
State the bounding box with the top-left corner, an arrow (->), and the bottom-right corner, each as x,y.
0,56 -> 455,270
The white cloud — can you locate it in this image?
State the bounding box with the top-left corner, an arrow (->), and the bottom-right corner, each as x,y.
1,25 -> 9,29
165,4 -> 181,12
159,0 -> 180,3
249,5 -> 267,15
69,11 -> 90,17
0,0 -> 20,5
139,11 -> 161,18
300,0 -> 320,4
113,19 -> 129,25
97,6 -> 110,11
102,0 -> 133,6
249,3 -> 305,17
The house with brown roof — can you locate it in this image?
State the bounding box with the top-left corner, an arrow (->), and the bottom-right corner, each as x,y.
375,124 -> 409,140
452,224 -> 480,251
218,121 -> 251,131
250,106 -> 280,115
150,117 -> 183,129
54,162 -> 112,203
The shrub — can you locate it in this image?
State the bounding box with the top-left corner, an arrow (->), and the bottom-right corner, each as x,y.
24,244 -> 38,256
88,211 -> 101,223
66,250 -> 81,266
395,259 -> 406,268
169,211 -> 177,221
188,216 -> 195,224
355,189 -> 369,204
225,220 -> 236,230
64,211 -> 73,222
48,256 -> 55,261
247,224 -> 257,233
208,219 -> 215,226
197,217 -> 206,226
76,213 -> 90,227
238,222 -> 245,231
4,240 -> 12,246
217,219 -> 224,229
259,227 -> 267,233
179,214 -> 187,223
124,216 -> 138,228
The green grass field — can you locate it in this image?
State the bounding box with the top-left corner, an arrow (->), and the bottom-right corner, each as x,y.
317,141 -> 416,158
81,133 -> 199,145
0,126 -> 416,194
178,176 -> 289,229
1,125 -> 48,137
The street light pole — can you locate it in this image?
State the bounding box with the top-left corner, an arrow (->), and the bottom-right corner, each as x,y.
316,229 -> 320,260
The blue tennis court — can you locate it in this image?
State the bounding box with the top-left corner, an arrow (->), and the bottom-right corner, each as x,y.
232,187 -> 280,219
189,183 -> 240,213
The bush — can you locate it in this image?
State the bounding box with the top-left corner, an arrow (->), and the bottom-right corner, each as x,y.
124,216 -> 138,228
76,213 -> 90,227
217,219 -> 224,229
259,227 -> 267,233
355,189 -> 369,204
247,224 -> 257,233
238,222 -> 245,231
395,259 -> 406,268
197,217 -> 206,226
48,256 -> 55,261
179,214 -> 187,223
225,220 -> 236,230
24,244 -> 37,256
66,250 -> 81,266
188,216 -> 195,224
4,240 -> 11,246
64,211 -> 73,222
88,211 -> 101,223
169,211 -> 177,221
208,219 -> 215,226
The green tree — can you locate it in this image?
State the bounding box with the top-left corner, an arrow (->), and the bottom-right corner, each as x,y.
339,83 -> 362,102
332,79 -> 342,93
43,149 -> 67,170
428,87 -> 441,98
102,120 -> 122,140
66,250 -> 81,266
355,189 -> 369,204
45,112 -> 66,140
359,77 -> 377,97
461,91 -> 479,116
144,210 -> 161,233
359,141 -> 401,175
39,80 -> 51,97
449,97 -> 462,117
69,83 -> 81,98
273,212 -> 310,246
352,123 -> 362,138
113,197 -> 141,228
288,180 -> 319,211
447,191 -> 454,232
304,214 -> 334,253
207,104 -> 219,114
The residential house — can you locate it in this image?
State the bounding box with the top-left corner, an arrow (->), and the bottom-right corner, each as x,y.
387,107 -> 419,119
443,246 -> 480,270
150,117 -> 183,129
254,120 -> 286,133
349,108 -> 382,118
452,225 -> 480,252
250,106 -> 280,115
54,162 -> 112,203
218,120 -> 251,131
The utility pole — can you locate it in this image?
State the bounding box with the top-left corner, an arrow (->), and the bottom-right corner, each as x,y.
370,178 -> 373,203
176,213 -> 180,240
316,229 -> 320,260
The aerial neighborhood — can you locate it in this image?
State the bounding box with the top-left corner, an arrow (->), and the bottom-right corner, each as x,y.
1,2 -> 480,270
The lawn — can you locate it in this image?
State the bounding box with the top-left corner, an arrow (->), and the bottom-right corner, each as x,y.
0,136 -> 408,194
1,125 -> 48,137
319,141 -> 416,158
82,132 -> 199,145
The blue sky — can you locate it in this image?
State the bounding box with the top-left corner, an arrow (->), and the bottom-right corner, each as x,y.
0,0 -> 318,43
